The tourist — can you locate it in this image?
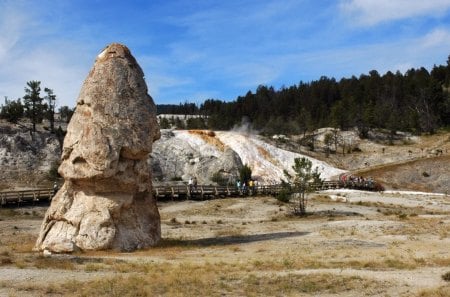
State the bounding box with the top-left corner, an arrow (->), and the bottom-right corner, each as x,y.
188,177 -> 193,192
52,182 -> 58,196
193,177 -> 198,191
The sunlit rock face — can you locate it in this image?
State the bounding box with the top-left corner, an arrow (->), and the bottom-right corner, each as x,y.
35,43 -> 161,253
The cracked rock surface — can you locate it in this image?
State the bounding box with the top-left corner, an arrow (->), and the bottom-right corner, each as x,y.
35,43 -> 161,252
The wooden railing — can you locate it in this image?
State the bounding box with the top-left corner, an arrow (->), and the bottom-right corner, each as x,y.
1,179 -> 380,206
0,188 -> 54,206
152,180 -> 344,200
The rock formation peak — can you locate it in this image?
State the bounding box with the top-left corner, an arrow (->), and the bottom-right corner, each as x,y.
35,43 -> 161,253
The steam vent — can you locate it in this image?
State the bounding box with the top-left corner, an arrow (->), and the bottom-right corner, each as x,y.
35,43 -> 161,253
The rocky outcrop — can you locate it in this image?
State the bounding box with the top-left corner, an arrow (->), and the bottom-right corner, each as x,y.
0,122 -> 60,189
151,130 -> 243,184
35,43 -> 161,253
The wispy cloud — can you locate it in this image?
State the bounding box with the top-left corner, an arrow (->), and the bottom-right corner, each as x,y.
0,1 -> 94,106
340,0 -> 450,26
0,4 -> 26,62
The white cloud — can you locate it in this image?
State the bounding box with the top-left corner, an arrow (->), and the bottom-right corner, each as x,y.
0,2 -> 93,107
0,39 -> 92,107
421,28 -> 450,48
340,0 -> 450,26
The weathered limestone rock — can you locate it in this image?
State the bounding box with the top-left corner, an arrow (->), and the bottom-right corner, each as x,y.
35,43 -> 161,252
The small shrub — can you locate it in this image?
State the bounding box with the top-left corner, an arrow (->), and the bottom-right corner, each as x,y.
48,160 -> 61,180
0,251 -> 13,266
352,146 -> 362,152
442,271 -> 450,282
276,188 -> 291,203
398,213 -> 408,220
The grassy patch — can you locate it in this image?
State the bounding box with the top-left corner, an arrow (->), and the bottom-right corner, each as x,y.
0,250 -> 13,266
0,208 -> 45,219
385,217 -> 449,237
417,285 -> 450,297
20,267 -> 386,297
0,208 -> 20,217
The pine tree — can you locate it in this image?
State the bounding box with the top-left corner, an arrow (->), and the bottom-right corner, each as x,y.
44,88 -> 57,132
284,157 -> 322,215
23,81 -> 45,132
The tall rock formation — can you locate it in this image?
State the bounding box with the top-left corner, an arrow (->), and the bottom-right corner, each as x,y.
35,43 -> 161,252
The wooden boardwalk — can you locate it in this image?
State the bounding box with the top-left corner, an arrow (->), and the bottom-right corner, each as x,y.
0,188 -> 54,206
153,181 -> 343,200
0,181 -> 346,206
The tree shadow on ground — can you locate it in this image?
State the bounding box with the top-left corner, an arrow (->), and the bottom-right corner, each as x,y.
310,210 -> 363,217
159,231 -> 310,248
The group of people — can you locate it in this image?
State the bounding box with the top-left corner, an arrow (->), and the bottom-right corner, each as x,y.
340,174 -> 374,188
236,179 -> 258,194
187,176 -> 259,194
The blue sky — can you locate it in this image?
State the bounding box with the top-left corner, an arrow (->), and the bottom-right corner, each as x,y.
1,0 -> 450,107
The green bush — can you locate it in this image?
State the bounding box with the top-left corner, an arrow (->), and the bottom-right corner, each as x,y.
48,160 -> 61,180
239,164 -> 252,185
0,98 -> 24,123
276,188 -> 291,203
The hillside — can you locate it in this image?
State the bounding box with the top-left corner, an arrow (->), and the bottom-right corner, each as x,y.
274,129 -> 450,193
354,155 -> 450,194
151,129 -> 345,185
1,117 -> 449,193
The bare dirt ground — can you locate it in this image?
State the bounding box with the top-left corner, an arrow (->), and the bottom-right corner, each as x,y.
1,191 -> 449,296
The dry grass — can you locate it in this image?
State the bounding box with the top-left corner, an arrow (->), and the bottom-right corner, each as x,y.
349,200 -> 449,216
10,264 -> 387,297
0,208 -> 44,219
383,217 -> 449,237
0,250 -> 13,266
417,285 -> 450,297
0,208 -> 20,218
1,195 -> 449,296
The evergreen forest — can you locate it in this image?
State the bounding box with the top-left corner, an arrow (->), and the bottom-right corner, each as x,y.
158,56 -> 450,136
